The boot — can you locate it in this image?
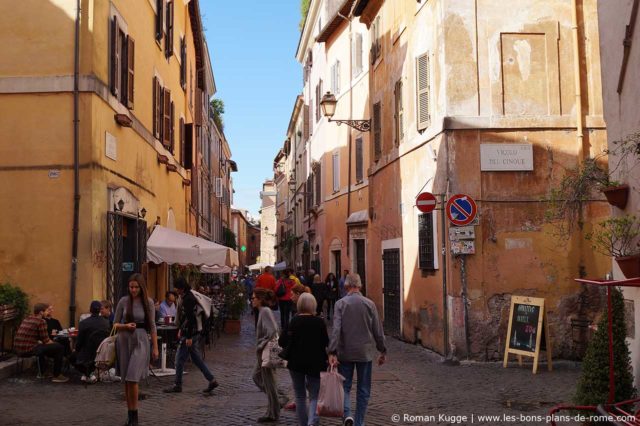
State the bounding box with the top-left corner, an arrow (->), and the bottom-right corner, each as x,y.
130,410 -> 139,426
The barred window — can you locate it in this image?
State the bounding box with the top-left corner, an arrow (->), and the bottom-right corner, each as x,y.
418,213 -> 435,270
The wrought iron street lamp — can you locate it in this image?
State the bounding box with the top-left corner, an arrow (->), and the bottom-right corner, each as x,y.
320,92 -> 371,132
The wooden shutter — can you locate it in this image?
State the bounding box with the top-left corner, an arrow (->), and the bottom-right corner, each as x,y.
416,53 -> 431,131
315,164 -> 322,206
110,17 -> 120,97
332,152 -> 339,192
184,123 -> 193,169
170,101 -> 175,153
163,88 -> 171,147
155,0 -> 164,42
303,105 -> 310,141
179,118 -> 184,163
373,102 -> 381,160
394,80 -> 403,145
355,137 -> 363,182
180,37 -> 186,89
356,33 -> 363,75
336,61 -> 340,94
152,77 -> 158,138
195,88 -> 203,125
166,0 -> 174,58
127,36 -> 135,108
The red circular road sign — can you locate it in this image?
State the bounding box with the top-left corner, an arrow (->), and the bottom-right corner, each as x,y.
446,194 -> 478,226
416,192 -> 437,213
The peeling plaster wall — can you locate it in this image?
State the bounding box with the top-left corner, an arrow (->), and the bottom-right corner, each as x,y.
363,0 -> 609,359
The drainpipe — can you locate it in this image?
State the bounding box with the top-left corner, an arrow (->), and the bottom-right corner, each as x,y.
69,0 -> 81,326
571,0 -> 585,159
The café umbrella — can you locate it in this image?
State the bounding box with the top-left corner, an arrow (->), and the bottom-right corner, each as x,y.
146,225 -> 239,268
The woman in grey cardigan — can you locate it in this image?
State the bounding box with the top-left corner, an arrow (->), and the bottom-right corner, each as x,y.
114,273 -> 158,426
252,288 -> 282,423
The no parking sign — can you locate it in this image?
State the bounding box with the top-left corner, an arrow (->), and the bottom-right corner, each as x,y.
446,194 -> 477,226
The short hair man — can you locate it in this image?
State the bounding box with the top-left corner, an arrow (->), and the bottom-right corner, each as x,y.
14,303 -> 69,383
164,278 -> 218,394
99,300 -> 113,326
328,274 -> 386,426
159,291 -> 177,319
72,301 -> 110,383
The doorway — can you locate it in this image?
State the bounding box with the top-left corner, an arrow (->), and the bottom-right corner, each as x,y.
331,250 -> 341,278
354,239 -> 367,295
382,248 -> 401,336
107,212 -> 147,304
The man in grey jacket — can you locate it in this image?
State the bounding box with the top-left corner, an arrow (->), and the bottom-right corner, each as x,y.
328,273 -> 387,426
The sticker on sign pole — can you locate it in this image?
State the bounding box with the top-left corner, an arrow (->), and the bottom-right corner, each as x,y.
446,194 -> 478,226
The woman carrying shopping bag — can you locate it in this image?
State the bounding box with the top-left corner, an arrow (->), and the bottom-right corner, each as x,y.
280,292 -> 329,426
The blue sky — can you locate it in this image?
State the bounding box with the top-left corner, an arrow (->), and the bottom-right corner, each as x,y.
201,1 -> 302,218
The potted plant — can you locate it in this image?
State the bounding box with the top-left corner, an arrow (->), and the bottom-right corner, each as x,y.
585,215 -> 640,278
600,179 -> 630,209
0,282 -> 29,322
223,281 -> 245,334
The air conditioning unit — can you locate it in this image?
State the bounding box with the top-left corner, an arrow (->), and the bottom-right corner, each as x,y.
215,177 -> 223,198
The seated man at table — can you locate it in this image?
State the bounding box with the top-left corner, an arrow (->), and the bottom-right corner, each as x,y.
100,299 -> 114,327
71,300 -> 110,383
159,291 -> 177,321
14,302 -> 69,383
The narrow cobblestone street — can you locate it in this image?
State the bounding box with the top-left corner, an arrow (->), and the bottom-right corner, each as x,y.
1,313 -> 582,426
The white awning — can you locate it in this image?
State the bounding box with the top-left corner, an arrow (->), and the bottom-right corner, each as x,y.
273,261 -> 287,271
248,262 -> 272,271
200,265 -> 232,274
147,225 -> 239,268
346,209 -> 369,225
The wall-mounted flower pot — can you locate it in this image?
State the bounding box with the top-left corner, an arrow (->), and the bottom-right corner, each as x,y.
615,253 -> 640,278
602,184 -> 629,209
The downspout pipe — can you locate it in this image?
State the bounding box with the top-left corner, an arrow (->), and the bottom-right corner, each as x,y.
571,0 -> 585,159
69,0 -> 81,326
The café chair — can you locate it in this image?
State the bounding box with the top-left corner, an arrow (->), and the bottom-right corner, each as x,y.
15,351 -> 44,382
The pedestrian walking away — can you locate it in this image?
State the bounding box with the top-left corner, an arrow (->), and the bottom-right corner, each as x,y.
277,268 -> 298,333
279,292 -> 329,426
164,278 -> 219,395
254,266 -> 277,327
328,273 -> 387,426
252,288 -> 288,423
114,273 -> 159,426
324,272 -> 340,321
310,274 -> 327,317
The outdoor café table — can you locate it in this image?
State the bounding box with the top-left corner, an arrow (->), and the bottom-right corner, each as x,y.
152,324 -> 178,377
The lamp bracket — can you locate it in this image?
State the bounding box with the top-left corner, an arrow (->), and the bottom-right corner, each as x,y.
329,118 -> 371,132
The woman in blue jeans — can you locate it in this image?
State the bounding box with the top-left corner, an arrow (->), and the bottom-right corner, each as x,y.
280,292 -> 329,426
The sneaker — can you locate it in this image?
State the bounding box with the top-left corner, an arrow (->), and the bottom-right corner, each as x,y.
51,375 -> 69,383
88,374 -> 98,384
203,380 -> 219,393
163,385 -> 182,393
343,417 -> 355,426
80,375 -> 88,382
284,401 -> 296,411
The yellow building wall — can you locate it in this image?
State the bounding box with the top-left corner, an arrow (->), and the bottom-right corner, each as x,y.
0,0 -> 202,324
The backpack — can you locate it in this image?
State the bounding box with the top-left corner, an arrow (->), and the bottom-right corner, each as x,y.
275,279 -> 287,298
191,290 -> 213,332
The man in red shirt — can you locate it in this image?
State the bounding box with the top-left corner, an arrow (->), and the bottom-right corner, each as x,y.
253,266 -> 277,327
14,302 -> 68,382
255,266 -> 276,292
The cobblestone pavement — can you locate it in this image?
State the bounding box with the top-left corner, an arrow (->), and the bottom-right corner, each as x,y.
1,313 -> 582,426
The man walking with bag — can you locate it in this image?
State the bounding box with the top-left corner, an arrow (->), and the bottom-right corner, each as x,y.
328,274 -> 386,426
164,278 -> 218,394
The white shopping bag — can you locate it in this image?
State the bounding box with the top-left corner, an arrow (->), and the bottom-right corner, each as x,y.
316,365 -> 345,417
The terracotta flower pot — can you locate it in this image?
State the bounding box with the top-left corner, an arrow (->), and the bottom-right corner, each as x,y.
223,319 -> 241,334
602,184 -> 629,209
615,254 -> 640,278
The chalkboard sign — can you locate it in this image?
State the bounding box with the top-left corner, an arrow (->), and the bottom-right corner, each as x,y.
508,303 -> 541,352
503,296 -> 552,374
